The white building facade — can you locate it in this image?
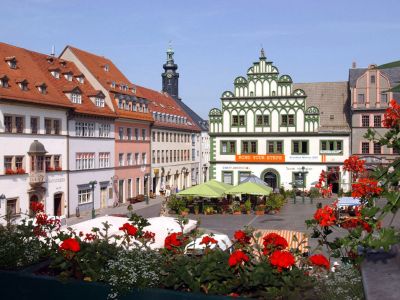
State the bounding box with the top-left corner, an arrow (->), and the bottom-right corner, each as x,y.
209,50 -> 351,192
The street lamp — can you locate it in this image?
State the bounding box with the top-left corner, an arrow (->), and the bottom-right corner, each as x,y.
89,180 -> 97,219
141,165 -> 149,205
299,166 -> 308,204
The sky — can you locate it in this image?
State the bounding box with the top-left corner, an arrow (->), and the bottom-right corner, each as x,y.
1,0 -> 400,119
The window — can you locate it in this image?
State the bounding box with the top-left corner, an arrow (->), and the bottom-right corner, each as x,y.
292,140 -> 308,154
4,156 -> 13,173
157,132 -> 160,142
142,153 -> 147,164
30,117 -> 38,134
381,93 -> 388,103
95,97 -> 105,107
221,141 -> 236,154
78,189 -> 92,204
281,114 -> 295,126
0,76 -> 9,88
358,94 -> 365,104
76,76 -> 84,84
142,129 -> 146,141
51,71 -> 60,79
76,153 -> 95,170
241,141 -> 257,154
15,116 -> 24,133
256,115 -> 270,126
161,150 -> 165,163
232,115 -> 245,126
118,127 -> 124,140
127,128 -> 132,140
152,150 -> 155,164
119,153 -> 124,166
6,198 -> 17,215
99,152 -> 110,168
53,120 -> 60,135
267,141 -> 283,154
45,155 -> 52,171
320,140 -> 343,154
373,143 -> 381,154
135,153 -> 140,165
374,115 -> 381,127
19,81 -> 28,91
75,122 -> 95,137
99,124 -> 111,137
135,128 -> 139,141
71,93 -> 82,104
393,147 -> 399,154
361,115 -> 370,127
4,115 -> 12,133
370,75 -> 375,84
45,119 -> 52,134
222,171 -> 233,185
152,132 -> 156,142
361,142 -> 370,154
15,156 -> 24,172
192,149 -> 196,161
54,155 -> 61,170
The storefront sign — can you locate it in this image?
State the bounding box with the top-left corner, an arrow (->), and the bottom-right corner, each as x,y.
235,154 -> 285,163
222,166 -> 250,170
288,155 -> 319,161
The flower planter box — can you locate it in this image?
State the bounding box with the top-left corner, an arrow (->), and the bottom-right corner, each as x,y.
255,211 -> 265,215
0,263 -> 238,300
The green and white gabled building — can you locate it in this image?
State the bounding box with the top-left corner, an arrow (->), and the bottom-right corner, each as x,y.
208,50 -> 351,192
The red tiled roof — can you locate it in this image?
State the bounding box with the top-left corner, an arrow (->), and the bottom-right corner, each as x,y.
64,46 -> 153,122
136,85 -> 201,132
0,42 -> 74,109
0,42 -> 116,117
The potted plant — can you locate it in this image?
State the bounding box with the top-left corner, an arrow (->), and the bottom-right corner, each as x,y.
180,208 -> 189,217
193,204 -> 200,215
203,205 -> 214,215
255,204 -> 265,215
244,199 -> 252,214
230,200 -> 241,215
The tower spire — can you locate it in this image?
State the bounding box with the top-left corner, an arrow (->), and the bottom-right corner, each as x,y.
166,41 -> 174,63
162,42 -> 179,100
260,47 -> 266,59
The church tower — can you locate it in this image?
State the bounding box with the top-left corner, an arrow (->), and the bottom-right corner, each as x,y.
162,44 -> 180,100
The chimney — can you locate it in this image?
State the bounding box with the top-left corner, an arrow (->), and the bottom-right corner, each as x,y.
352,61 -> 357,69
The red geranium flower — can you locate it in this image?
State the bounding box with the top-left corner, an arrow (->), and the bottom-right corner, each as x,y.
263,233 -> 288,255
30,202 -> 44,213
164,232 -> 185,251
234,230 -> 251,244
142,231 -> 156,242
343,155 -> 366,181
383,99 -> 400,128
269,250 -> 295,271
228,250 -> 250,267
119,223 -> 138,236
200,235 -> 218,246
59,238 -> 80,252
309,254 -> 330,270
314,205 -> 336,227
351,178 -> 382,199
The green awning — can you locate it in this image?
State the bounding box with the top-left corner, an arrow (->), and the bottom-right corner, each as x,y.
177,183 -> 225,198
206,179 -> 233,191
225,181 -> 272,196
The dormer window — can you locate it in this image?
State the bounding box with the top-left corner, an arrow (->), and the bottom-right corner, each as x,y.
95,97 -> 105,107
5,57 -> 17,69
111,81 -> 116,88
76,76 -> 84,84
104,64 -> 109,72
71,92 -> 82,104
131,87 -> 136,94
0,75 -> 9,88
16,79 -> 28,91
51,70 -> 60,79
63,72 -> 73,81
118,99 -> 123,109
36,83 -> 47,94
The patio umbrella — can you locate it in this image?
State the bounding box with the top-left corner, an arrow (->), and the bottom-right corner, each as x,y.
225,181 -> 273,196
205,179 -> 233,191
240,174 -> 270,187
177,183 -> 225,198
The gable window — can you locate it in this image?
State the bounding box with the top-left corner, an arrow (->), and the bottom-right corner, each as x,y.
267,141 -> 283,154
320,140 -> 343,154
281,114 -> 295,126
256,115 -> 270,126
221,141 -> 236,154
358,94 -> 365,104
292,140 -> 308,155
95,97 -> 105,107
361,115 -> 370,127
370,75 -> 375,84
71,93 -> 82,104
381,93 -> 388,103
241,141 -> 257,154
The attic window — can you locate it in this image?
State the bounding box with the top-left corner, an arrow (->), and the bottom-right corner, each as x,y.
104,64 -> 109,72
17,80 -> 28,91
131,87 -> 136,94
51,71 -> 60,79
64,73 -> 73,81
36,83 -> 47,94
95,97 -> 105,107
111,81 -> 116,88
76,76 -> 84,84
71,92 -> 82,104
0,76 -> 9,88
5,57 -> 17,69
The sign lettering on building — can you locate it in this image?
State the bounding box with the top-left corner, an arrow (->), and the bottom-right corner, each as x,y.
235,154 -> 285,163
